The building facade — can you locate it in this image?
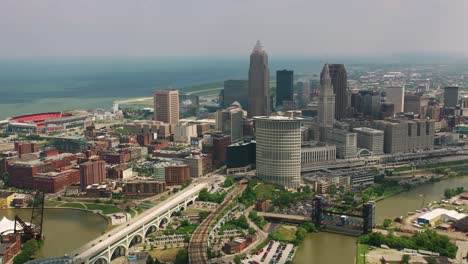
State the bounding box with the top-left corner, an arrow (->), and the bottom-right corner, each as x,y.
353,127 -> 384,155
385,86 -> 405,114
322,64 -> 347,119
318,64 -> 335,127
79,160 -> 107,191
248,41 -> 270,117
223,80 -> 249,109
154,89 -> 179,124
255,116 -> 302,189
276,70 -> 294,107
301,143 -> 336,165
444,86 -> 459,107
373,119 -> 435,154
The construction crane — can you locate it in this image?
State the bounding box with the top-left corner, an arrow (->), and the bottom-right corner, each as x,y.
14,191 -> 45,242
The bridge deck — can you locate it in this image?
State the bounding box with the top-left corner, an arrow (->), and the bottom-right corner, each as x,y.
70,178 -> 213,262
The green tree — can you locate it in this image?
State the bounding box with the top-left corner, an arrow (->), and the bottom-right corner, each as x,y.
382,218 -> 392,228
174,248 -> 188,264
401,254 -> 410,264
233,255 -> 242,264
223,176 -> 235,187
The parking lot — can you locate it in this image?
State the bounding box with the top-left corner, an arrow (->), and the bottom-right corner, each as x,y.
242,240 -> 296,264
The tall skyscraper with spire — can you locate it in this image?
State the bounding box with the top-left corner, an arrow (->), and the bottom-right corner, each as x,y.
318,64 -> 335,127
321,64 -> 348,119
248,40 -> 270,117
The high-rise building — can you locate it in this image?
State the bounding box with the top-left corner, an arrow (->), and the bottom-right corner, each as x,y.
79,160 -> 106,191
276,70 -> 294,107
215,103 -> 244,142
353,127 -> 384,155
385,86 -> 405,114
297,81 -> 310,109
154,89 -> 179,124
444,86 -> 459,107
255,116 -> 302,189
404,92 -> 429,119
223,80 -> 248,109
248,41 -> 270,117
322,64 -> 348,119
326,129 -> 357,159
318,64 -> 335,127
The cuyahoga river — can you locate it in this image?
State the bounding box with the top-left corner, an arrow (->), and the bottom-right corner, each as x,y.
294,175 -> 468,264
0,208 -> 108,258
0,175 -> 466,261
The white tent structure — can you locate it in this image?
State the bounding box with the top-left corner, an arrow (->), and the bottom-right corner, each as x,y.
0,216 -> 29,235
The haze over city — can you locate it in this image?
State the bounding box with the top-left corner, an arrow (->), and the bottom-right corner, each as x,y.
1,0 -> 468,57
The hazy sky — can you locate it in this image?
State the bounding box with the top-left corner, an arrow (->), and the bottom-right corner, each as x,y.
1,0 -> 467,57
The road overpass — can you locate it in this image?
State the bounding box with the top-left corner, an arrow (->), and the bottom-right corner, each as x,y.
257,212 -> 311,223
65,178 -> 214,264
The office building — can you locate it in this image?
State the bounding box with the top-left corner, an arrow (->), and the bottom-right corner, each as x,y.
173,122 -> 197,143
226,140 -> 256,174
79,160 -> 107,191
248,41 -> 270,117
361,91 -> 381,118
444,86 -> 459,107
318,64 -> 335,127
255,116 -> 302,189
301,142 -> 336,165
164,164 -> 190,186
353,127 -> 384,155
326,129 -> 357,159
223,80 -> 248,109
123,180 -> 166,197
404,92 -> 429,118
297,81 -> 310,109
322,64 -> 348,119
276,70 -> 294,107
373,119 -> 435,154
154,89 -> 179,124
385,86 -> 405,114
215,103 -> 244,142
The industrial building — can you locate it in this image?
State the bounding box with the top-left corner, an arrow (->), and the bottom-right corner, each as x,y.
417,209 -> 466,226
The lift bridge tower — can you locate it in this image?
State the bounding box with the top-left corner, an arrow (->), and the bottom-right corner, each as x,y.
14,191 -> 45,241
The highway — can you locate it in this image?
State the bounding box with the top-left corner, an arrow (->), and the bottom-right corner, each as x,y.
69,177 -> 215,263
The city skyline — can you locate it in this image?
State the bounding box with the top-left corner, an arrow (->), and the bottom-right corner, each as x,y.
1,0 -> 467,58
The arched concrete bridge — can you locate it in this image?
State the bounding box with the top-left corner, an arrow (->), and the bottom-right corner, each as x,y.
67,179 -> 214,264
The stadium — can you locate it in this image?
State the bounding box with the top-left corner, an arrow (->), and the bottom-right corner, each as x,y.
7,112 -> 91,133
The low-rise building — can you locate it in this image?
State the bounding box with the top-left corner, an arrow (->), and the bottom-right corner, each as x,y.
123,180 -> 166,197
417,208 -> 466,226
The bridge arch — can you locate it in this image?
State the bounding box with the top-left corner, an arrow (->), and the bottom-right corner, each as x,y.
159,217 -> 169,228
128,234 -> 144,248
111,245 -> 127,260
357,148 -> 372,158
185,198 -> 195,207
145,225 -> 158,237
92,257 -> 109,264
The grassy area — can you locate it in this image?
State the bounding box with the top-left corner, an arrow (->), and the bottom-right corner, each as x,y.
148,248 -> 182,263
271,225 -> 297,242
182,208 -> 205,216
356,244 -> 369,264
254,183 -> 278,199
45,200 -> 63,207
84,203 -> 120,214
58,202 -> 86,209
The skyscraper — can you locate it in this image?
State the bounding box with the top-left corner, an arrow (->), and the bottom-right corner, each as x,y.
385,86 -> 405,114
154,89 -> 179,124
223,80 -> 249,109
444,86 -> 459,107
297,81 -> 310,109
276,70 -> 294,107
248,41 -> 270,117
215,103 -> 244,142
255,116 -> 302,190
318,64 -> 335,127
321,64 -> 348,119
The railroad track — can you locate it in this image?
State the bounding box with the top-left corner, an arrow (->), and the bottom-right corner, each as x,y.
188,184 -> 246,264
